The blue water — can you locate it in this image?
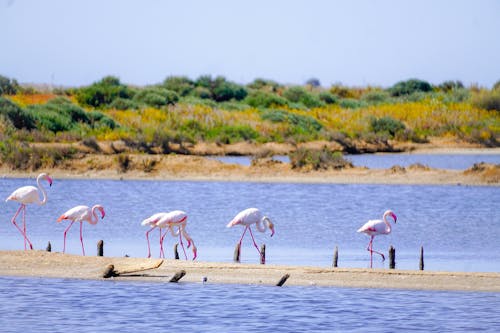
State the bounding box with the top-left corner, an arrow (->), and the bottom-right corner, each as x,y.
1,178 -> 499,272
211,153 -> 500,170
0,276 -> 499,332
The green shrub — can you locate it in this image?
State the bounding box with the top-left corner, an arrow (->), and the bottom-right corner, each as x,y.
370,116 -> 406,137
0,75 -> 19,95
318,91 -> 338,104
133,87 -> 179,107
206,125 -> 259,144
190,86 -> 212,99
389,79 -> 433,96
361,91 -> 391,104
212,80 -> 248,102
88,111 -> 119,129
244,91 -> 289,108
261,109 -> 323,133
339,98 -> 367,109
76,76 -> 133,108
282,86 -> 325,108
163,76 -> 194,96
437,80 -> 464,92
0,97 -> 36,129
289,147 -> 352,170
247,78 -> 281,91
109,97 -> 142,110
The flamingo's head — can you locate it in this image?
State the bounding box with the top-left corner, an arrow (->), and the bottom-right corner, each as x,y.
41,173 -> 53,187
268,221 -> 275,237
386,210 -> 397,223
97,206 -> 106,219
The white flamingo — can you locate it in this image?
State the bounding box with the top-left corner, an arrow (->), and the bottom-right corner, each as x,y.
227,208 -> 275,263
141,212 -> 179,258
5,173 -> 53,250
357,210 -> 397,268
56,204 -> 106,255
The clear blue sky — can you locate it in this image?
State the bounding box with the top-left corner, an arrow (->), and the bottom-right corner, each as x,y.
1,0 -> 499,88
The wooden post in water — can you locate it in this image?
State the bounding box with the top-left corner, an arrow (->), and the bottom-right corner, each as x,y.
333,246 -> 338,268
419,246 -> 424,271
389,246 -> 396,269
174,243 -> 180,260
276,274 -> 290,287
97,240 -> 104,257
46,241 -> 51,252
233,243 -> 241,263
169,270 -> 186,283
260,244 -> 266,265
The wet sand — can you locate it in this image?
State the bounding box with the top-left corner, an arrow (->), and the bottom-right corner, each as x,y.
1,251 -> 499,292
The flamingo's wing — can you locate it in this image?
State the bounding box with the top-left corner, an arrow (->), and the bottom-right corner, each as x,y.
5,186 -> 38,203
57,205 -> 89,222
357,219 -> 383,234
141,212 -> 166,226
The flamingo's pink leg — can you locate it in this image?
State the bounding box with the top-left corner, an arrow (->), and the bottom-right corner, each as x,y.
248,227 -> 264,263
22,206 -> 26,250
11,205 -> 33,250
145,226 -> 155,258
159,228 -> 165,258
238,226 -> 248,246
79,222 -> 86,256
62,220 -> 75,253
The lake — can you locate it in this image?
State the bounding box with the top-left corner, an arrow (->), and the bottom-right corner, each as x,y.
211,152 -> 500,170
0,276 -> 499,332
0,178 -> 499,272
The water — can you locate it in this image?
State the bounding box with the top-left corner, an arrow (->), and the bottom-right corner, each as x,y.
1,178 -> 499,272
0,276 -> 499,332
210,153 -> 500,170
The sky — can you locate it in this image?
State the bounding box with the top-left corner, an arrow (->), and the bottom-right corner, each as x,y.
1,0 -> 499,88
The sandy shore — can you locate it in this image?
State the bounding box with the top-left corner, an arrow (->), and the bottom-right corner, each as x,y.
1,251 -> 499,292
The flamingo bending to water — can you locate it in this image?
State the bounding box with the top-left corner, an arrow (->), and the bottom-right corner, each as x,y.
357,210 -> 397,268
57,205 -> 105,255
226,208 -> 275,263
141,210 -> 197,260
5,173 -> 53,250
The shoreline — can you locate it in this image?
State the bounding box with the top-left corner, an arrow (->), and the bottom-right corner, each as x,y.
1,251 -> 499,292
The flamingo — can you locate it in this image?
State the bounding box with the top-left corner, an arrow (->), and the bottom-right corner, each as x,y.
56,205 -> 105,255
226,208 -> 275,263
157,210 -> 197,260
5,173 -> 53,250
357,210 -> 397,268
141,212 -> 179,258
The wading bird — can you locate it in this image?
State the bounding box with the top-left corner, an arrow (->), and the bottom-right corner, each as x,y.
141,210 -> 197,260
357,210 -> 397,268
5,173 -> 53,250
226,208 -> 275,264
57,205 -> 105,255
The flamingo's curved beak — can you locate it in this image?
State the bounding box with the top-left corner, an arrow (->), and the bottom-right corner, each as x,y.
100,208 -> 106,219
391,212 -> 397,223
46,175 -> 53,187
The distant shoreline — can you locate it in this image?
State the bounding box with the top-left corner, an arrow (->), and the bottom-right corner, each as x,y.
1,251 -> 499,292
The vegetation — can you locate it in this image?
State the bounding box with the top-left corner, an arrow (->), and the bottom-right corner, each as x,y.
289,147 -> 353,170
1,73 -> 499,169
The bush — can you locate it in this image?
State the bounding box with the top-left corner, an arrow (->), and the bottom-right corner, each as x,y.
134,87 -> 179,107
471,90 -> 500,111
206,125 -> 259,144
282,86 -> 325,108
190,86 -> 212,99
0,75 -> 19,95
244,91 -> 289,108
0,97 -> 36,129
261,109 -> 323,133
361,90 -> 391,104
88,111 -> 119,129
370,116 -> 406,138
76,76 -> 133,108
109,97 -> 142,110
318,91 -> 338,104
289,147 -> 352,170
116,154 -> 131,173
212,80 -> 248,102
437,80 -> 464,92
339,98 -> 367,109
389,79 -> 433,96
163,76 -> 194,96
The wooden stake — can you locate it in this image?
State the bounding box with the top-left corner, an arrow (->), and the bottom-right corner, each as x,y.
169,270 -> 186,283
174,243 -> 180,260
419,246 -> 424,271
276,274 -> 290,287
233,243 -> 241,263
97,240 -> 104,257
333,246 -> 338,268
46,241 -> 51,252
102,264 -> 117,278
260,244 -> 266,265
389,246 -> 396,269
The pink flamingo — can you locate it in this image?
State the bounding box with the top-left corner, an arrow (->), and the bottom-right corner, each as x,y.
157,210 -> 197,260
357,210 -> 397,268
226,208 -> 275,263
141,212 -> 178,258
56,205 -> 105,255
5,173 -> 53,250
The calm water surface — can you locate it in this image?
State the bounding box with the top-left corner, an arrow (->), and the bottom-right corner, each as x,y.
0,276 -> 499,332
212,153 -> 500,170
0,178 -> 499,272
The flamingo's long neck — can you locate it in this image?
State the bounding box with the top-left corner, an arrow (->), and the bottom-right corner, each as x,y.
383,212 -> 392,233
255,217 -> 270,233
37,176 -> 48,206
89,206 -> 99,225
